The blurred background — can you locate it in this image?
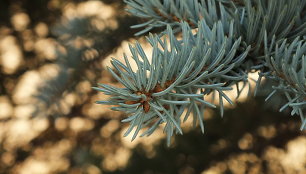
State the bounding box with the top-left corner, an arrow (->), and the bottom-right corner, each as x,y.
0,0 -> 305,174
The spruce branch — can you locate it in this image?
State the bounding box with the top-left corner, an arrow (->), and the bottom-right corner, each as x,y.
94,19 -> 250,145
238,0 -> 306,69
261,35 -> 306,130
124,0 -> 238,36
94,0 -> 306,144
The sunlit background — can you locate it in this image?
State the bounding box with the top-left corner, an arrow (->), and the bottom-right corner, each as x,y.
0,0 -> 305,174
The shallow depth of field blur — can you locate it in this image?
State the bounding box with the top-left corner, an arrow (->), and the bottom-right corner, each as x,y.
0,0 -> 305,174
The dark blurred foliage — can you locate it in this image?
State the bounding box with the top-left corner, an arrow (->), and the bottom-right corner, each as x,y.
0,0 -> 58,25
0,0 -> 305,174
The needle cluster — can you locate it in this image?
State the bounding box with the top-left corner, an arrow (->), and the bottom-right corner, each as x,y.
94,0 -> 306,144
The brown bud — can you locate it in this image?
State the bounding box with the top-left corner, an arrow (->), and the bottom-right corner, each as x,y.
143,101 -> 150,113
125,100 -> 138,105
153,84 -> 164,93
